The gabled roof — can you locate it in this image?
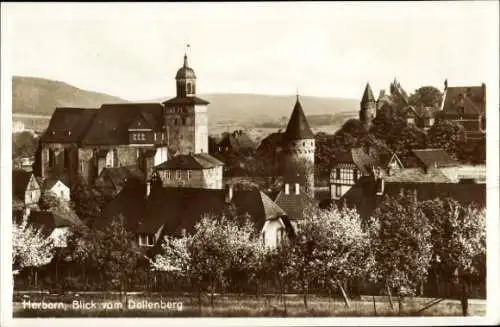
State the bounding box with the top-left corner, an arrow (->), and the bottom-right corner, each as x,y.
283,97 -> 314,141
231,189 -> 286,229
81,103 -> 163,145
274,191 -> 310,221
442,85 -> 486,115
361,83 -> 375,105
94,166 -> 145,193
218,130 -> 256,153
40,108 -> 98,143
42,179 -> 68,191
155,153 -> 224,170
129,111 -> 157,130
28,207 -> 85,233
384,168 -> 452,183
416,106 -> 439,119
139,187 -> 226,236
351,146 -> 396,175
412,149 -> 458,169
162,96 -> 209,106
12,170 -> 38,201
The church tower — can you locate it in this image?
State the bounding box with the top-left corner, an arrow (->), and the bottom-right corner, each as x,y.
162,51 -> 209,155
281,94 -> 315,197
359,82 -> 376,131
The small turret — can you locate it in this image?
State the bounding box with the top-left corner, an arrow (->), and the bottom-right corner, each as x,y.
359,83 -> 376,131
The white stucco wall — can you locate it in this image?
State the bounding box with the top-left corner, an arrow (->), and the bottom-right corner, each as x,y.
49,181 -> 70,201
261,219 -> 286,249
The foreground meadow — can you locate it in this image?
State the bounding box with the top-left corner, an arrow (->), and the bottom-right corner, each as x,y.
13,292 -> 486,317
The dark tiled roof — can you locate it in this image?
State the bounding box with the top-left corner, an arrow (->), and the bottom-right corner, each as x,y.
335,151 -> 355,165
81,103 -> 163,145
94,166 -> 145,194
284,98 -> 314,140
416,106 -> 439,118
101,186 -> 148,231
361,83 -> 375,105
12,170 -> 37,201
340,176 -> 486,219
40,108 -> 98,143
162,96 -> 209,106
28,207 -> 84,233
155,153 -> 223,170
442,85 -> 486,115
218,131 -> 256,153
139,187 -> 226,236
412,149 -> 458,169
231,189 -> 286,229
274,191 -> 310,221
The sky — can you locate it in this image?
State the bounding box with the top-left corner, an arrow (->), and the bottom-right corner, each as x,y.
4,1 -> 499,101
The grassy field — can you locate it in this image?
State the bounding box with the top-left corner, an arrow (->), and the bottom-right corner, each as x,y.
13,292 -> 486,317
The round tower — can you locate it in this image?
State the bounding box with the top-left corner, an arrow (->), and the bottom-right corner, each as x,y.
359,82 -> 376,131
281,94 -> 315,197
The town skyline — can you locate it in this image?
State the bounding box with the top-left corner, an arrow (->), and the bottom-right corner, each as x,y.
5,2 -> 498,101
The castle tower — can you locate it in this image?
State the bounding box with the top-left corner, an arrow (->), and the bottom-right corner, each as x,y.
162,51 -> 209,155
281,94 -> 315,197
359,82 -> 376,131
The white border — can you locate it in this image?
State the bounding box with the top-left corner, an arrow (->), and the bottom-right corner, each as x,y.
1,2 -> 499,327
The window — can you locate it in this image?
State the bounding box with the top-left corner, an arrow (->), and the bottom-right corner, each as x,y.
176,170 -> 181,180
138,234 -> 154,247
132,133 -> 136,141
335,185 -> 341,197
262,231 -> 266,246
353,169 -> 358,183
336,168 -> 341,180
60,191 -> 64,198
285,183 -> 290,195
166,170 -> 171,179
295,183 -> 300,195
407,117 -> 415,124
187,170 -> 192,180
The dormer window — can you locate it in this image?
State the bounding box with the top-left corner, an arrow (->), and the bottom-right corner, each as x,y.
138,234 -> 154,247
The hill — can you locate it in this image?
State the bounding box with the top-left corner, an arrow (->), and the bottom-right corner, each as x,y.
12,76 -> 359,134
12,76 -> 127,116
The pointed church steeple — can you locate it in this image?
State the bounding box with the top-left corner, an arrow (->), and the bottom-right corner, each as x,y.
361,83 -> 375,106
284,94 -> 314,141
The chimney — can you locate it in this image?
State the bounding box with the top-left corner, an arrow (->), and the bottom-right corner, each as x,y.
481,83 -> 486,101
444,79 -> 448,91
225,184 -> 234,202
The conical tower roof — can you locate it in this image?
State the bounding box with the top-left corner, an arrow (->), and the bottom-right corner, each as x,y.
284,95 -> 314,140
361,83 -> 375,105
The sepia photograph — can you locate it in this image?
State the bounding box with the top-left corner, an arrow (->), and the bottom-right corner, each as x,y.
1,1 -> 499,326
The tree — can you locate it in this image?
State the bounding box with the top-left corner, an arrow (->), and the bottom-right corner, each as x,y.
153,214 -> 262,311
292,205 -> 373,309
70,175 -> 105,227
367,191 -> 433,311
71,214 -> 143,303
408,86 -> 443,108
12,216 -> 54,287
38,191 -> 61,211
426,120 -> 466,159
386,124 -> 426,167
12,131 -> 38,160
421,198 -> 486,316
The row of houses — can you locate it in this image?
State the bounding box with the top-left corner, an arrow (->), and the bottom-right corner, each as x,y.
14,50 -> 487,255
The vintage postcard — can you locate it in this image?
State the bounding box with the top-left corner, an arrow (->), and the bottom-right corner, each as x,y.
1,2 -> 499,326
